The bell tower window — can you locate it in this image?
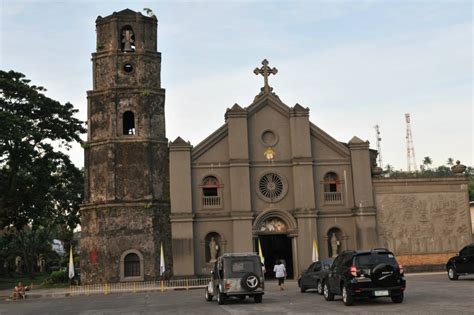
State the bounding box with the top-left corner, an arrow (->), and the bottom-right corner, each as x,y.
123,111 -> 136,135
121,26 -> 135,52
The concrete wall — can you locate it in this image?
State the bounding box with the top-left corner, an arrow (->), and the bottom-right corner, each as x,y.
373,177 -> 472,261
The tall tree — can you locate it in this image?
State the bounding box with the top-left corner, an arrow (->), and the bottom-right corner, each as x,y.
422,156 -> 433,171
0,70 -> 85,230
447,157 -> 454,166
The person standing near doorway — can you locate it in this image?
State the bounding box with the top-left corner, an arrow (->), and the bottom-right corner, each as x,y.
273,260 -> 286,290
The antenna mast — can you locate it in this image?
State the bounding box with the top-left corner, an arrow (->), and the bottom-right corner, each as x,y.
405,113 -> 417,172
374,124 -> 383,169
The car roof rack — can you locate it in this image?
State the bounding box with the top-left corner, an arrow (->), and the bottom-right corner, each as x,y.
221,252 -> 258,257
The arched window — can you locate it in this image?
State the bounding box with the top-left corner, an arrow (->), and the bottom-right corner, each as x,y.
124,253 -> 140,277
201,176 -> 221,208
322,172 -> 342,203
121,25 -> 135,52
123,111 -> 136,135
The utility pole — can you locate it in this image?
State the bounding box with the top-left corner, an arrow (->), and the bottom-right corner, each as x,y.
374,124 -> 383,169
405,113 -> 417,172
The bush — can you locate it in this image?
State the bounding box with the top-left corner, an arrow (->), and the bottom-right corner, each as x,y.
48,270 -> 67,284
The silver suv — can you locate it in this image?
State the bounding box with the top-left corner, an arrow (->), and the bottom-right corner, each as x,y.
205,253 -> 264,304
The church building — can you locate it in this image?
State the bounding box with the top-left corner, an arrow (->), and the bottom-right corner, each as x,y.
169,59 -> 381,278
80,9 -> 472,284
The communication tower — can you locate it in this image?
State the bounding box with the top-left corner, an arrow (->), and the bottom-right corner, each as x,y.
374,124 -> 383,169
405,113 -> 417,172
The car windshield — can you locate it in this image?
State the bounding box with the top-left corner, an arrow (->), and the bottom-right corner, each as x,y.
224,257 -> 261,278
356,253 -> 398,268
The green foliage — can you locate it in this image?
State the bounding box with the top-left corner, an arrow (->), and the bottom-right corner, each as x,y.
0,227 -> 55,276
0,70 -> 85,230
143,8 -> 155,17
467,167 -> 474,201
47,270 -> 68,284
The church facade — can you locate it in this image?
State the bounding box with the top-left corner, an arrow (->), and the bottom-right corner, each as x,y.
81,9 -> 472,284
170,59 -> 384,278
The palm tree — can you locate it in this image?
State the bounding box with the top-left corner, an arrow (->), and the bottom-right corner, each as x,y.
422,156 -> 433,170
447,157 -> 454,166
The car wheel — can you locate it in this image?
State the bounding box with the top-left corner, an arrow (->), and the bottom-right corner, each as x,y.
342,285 -> 354,306
448,267 -> 459,280
317,280 -> 323,295
254,295 -> 262,303
391,293 -> 404,303
300,283 -> 306,293
217,289 -> 226,305
323,282 -> 334,301
205,288 -> 213,302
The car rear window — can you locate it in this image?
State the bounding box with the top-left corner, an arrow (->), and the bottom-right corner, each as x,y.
224,258 -> 260,278
355,253 -> 398,268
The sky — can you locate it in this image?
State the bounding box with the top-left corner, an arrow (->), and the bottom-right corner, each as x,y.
1,0 -> 472,171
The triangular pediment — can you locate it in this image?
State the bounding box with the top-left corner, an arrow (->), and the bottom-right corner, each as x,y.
310,123 -> 350,158
191,124 -> 228,161
247,93 -> 291,119
170,136 -> 190,146
348,136 -> 366,145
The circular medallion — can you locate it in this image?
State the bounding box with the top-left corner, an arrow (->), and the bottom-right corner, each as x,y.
261,130 -> 278,147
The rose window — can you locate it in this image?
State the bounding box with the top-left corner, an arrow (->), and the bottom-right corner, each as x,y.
259,173 -> 283,200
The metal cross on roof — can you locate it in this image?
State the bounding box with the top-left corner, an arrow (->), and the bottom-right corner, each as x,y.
254,59 -> 278,93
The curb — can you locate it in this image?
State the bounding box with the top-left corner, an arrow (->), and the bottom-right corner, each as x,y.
3,286 -> 206,301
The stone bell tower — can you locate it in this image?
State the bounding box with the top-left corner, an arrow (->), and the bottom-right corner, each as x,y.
80,9 -> 171,284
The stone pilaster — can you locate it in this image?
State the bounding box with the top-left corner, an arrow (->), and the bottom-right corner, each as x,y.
225,104 -> 253,252
169,137 -> 195,275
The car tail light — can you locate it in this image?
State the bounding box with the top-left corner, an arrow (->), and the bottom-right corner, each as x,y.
350,265 -> 358,277
225,282 -> 231,290
398,264 -> 404,274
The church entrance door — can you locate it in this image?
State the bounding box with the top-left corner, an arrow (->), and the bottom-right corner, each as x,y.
256,235 -> 293,279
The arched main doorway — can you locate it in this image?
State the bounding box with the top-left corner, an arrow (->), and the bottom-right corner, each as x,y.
253,211 -> 297,279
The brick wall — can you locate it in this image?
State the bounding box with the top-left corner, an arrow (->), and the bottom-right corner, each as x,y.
396,253 -> 456,266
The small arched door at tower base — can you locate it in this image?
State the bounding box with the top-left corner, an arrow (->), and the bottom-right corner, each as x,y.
327,227 -> 343,258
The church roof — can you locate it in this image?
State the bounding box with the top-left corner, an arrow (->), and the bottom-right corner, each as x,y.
97,8 -> 156,22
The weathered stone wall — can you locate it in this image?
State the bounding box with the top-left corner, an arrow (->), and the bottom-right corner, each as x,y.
80,204 -> 171,284
373,177 -> 471,260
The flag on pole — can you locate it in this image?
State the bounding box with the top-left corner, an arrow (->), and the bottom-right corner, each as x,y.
312,239 -> 319,262
160,242 -> 165,276
68,246 -> 75,279
258,238 -> 265,264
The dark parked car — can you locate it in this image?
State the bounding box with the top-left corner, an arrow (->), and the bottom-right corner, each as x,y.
322,248 -> 405,306
446,244 -> 474,280
298,258 -> 333,294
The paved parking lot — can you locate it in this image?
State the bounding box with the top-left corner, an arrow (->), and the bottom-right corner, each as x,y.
1,273 -> 473,314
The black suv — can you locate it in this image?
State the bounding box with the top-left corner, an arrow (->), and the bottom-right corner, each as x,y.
322,249 -> 405,306
446,244 -> 474,280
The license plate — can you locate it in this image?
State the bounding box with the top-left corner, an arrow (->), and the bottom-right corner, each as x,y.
374,290 -> 389,296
